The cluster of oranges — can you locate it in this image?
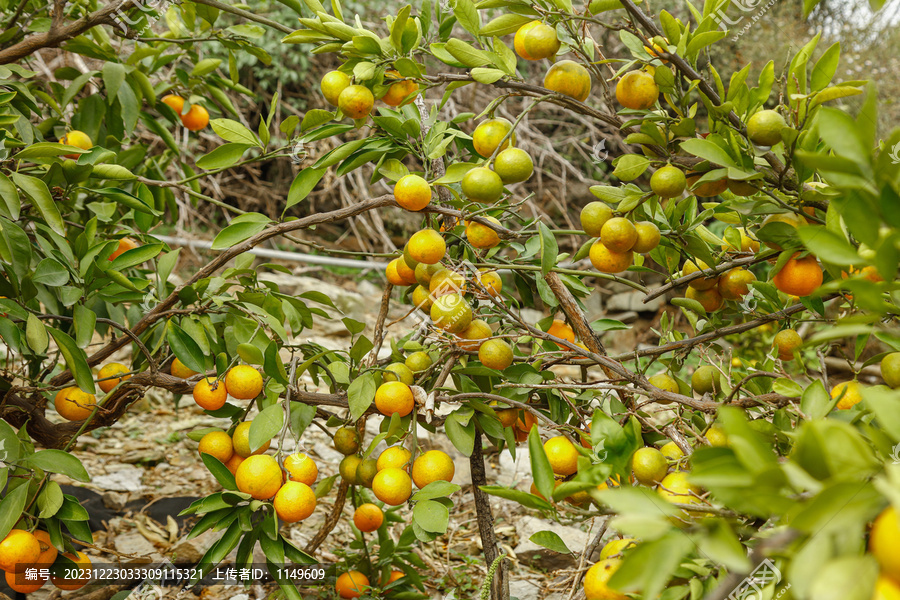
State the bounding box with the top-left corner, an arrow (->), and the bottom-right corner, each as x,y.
580,202 -> 661,274
0,529 -> 91,593
320,69 -> 416,122
161,94 -> 210,131
191,363 -> 264,410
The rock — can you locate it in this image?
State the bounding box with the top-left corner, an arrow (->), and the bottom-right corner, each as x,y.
92,466 -> 144,492
102,491 -> 129,511
509,579 -> 541,600
605,290 -> 664,313
113,532 -> 158,557
170,529 -> 219,564
513,516 -> 590,571
496,446 -> 531,488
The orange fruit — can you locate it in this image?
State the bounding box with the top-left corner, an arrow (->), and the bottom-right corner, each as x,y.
235,454 -> 283,500
430,293 -> 473,334
461,167 -> 504,203
429,269 -> 466,297
882,353 -> 900,389
870,506 -> 900,582
589,240 -> 632,273
224,365 -> 264,400
283,452 -> 318,485
181,104 -> 209,131
584,559 -> 626,600
631,447 -> 668,486
377,446 -> 412,471
728,179 -> 758,196
97,362 -> 130,393
616,70 -> 658,110
384,570 -> 405,585
873,575 -> 900,600
224,454 -> 244,475
338,85 -> 375,119
411,450 -> 455,488
60,129 -> 92,159
514,21 -> 541,60
650,165 -> 686,198
232,421 -> 271,458
772,254 -> 823,298
686,286 -> 724,312
382,70 -> 417,106
479,338 -> 514,370
334,426 -> 360,455
161,94 -> 185,114
372,467 -> 413,505
50,551 -> 91,591
375,381 -> 415,417
691,366 -> 720,395
580,202 -> 613,237
514,411 -> 537,442
34,530 -> 57,565
109,237 -> 138,261
648,372 -> 679,403
353,503 -> 384,532
544,60 -> 591,101
357,458 -> 378,488
274,481 -> 316,522
415,263 -> 441,287
411,285 -> 433,312
832,380 -> 864,410
321,71 -> 351,106
193,377 -> 228,410
721,227 -> 760,253
336,571 -> 370,599
479,269 -> 502,296
717,268 -> 756,300
547,319 -> 575,349
339,455 -> 362,484
773,329 -> 802,360
544,436 -> 579,476
407,229 -> 446,264
170,357 -> 198,379
600,217 -> 637,253
458,319 -> 492,351
493,147 -> 533,183
5,569 -> 45,593
0,529 -> 40,573
466,217 -> 501,249
472,118 -> 515,158
394,174 -> 431,211
687,172 -> 728,197
54,387 -> 96,421
198,430 -> 234,464
747,109 -> 786,146
599,538 -> 638,560
386,259 -> 413,286
495,405 -> 519,427
683,259 -> 718,290
632,221 -> 660,253
522,22 -> 561,60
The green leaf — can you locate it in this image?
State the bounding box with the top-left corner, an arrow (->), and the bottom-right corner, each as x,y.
48,327 -> 95,394
25,449 -> 91,482
445,38 -> 493,68
390,5 -> 411,52
811,42 -> 840,91
102,62 -> 126,101
250,403 -> 283,454
480,13 -> 532,36
863,386 -> 900,441
412,499 -> 450,533
108,243 -> 163,271
412,481 -> 461,502
25,313 -> 49,354
300,109 -> 334,132
444,410 -> 475,456
538,222 -> 558,278
91,164 -> 137,180
197,143 -> 251,170
348,373 -> 376,421
210,118 -> 260,146
237,342 -> 264,365
167,321 -> 207,374
678,138 -> 737,168
192,58 -> 222,76
0,173 -> 20,220
285,167 -> 326,211
452,0 -> 481,37
797,225 -> 862,266
530,531 -> 571,554
11,172 -> 65,235
479,485 -> 553,511
433,162 -> 474,185
612,154 -> 650,181
211,219 -> 270,250
37,480 -> 64,518
0,484 -> 29,540
199,454 -> 238,490
773,378 -> 803,397
15,142 -> 88,159
528,426 -> 555,501
471,68 -> 505,85
608,532 -> 694,598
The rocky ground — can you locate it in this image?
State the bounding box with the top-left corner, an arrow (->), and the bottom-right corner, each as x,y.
22,264 -> 668,600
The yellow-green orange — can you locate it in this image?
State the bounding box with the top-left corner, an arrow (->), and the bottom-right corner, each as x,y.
493,148 -> 533,183
580,202 -> 613,237
544,60 -> 591,102
461,167 -> 504,203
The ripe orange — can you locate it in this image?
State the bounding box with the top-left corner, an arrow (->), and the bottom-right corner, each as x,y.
411,450 -> 455,488
235,454 -> 283,500
590,240 -> 633,273
181,104 -> 209,131
544,60 -> 592,101
832,380 -> 863,410
353,503 -> 384,532
170,357 -> 198,379
650,165 -> 686,198
685,286 -> 724,312
479,269 -> 502,296
773,329 -> 802,360
321,71 -> 351,106
411,285 -> 433,312
431,293 -> 473,334
687,172 -> 728,197
274,481 -> 316,522
34,530 -> 57,565
225,454 -> 244,475
54,387 -> 97,421
583,559 -> 625,600
198,430 -> 234,463
458,319 -> 492,351
284,452 -> 318,485
50,551 -> 91,591
870,506 -> 900,582
772,254 -> 823,298
616,70 -> 658,110
161,94 -> 185,114
384,570 -> 405,585
479,338 -> 514,370
377,446 -> 411,471
193,377 -> 228,410
717,267 -> 756,300
600,217 -> 637,253
338,85 -> 375,119
109,237 -> 138,261
60,130 -> 92,159
232,421 -> 271,458
683,259 -> 718,290
547,319 -> 575,349
386,258 -> 415,286
515,411 -> 537,442
224,365 -> 264,400
394,174 -> 432,211
336,571 -> 370,599
461,166 -> 504,203
648,373 -> 678,405
580,201 -> 613,237
632,221 -> 660,253
514,21 -> 541,60
874,576 -> 900,600
544,436 -> 579,476
382,70 -> 417,106
375,381 -> 415,417
0,530 -> 40,573
631,447 -> 668,486
472,118 -> 515,157
522,22 -> 561,60
466,217 -> 501,249
407,229 -> 446,264
5,569 -> 45,593
429,269 -> 466,297
372,467 -> 413,505
97,362 -> 130,393
334,426 -> 360,455
493,147 -> 533,183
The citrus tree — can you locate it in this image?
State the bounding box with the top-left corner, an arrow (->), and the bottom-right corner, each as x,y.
0,0 -> 899,598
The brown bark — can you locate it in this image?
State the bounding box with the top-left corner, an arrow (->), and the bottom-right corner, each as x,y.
470,433 -> 509,600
